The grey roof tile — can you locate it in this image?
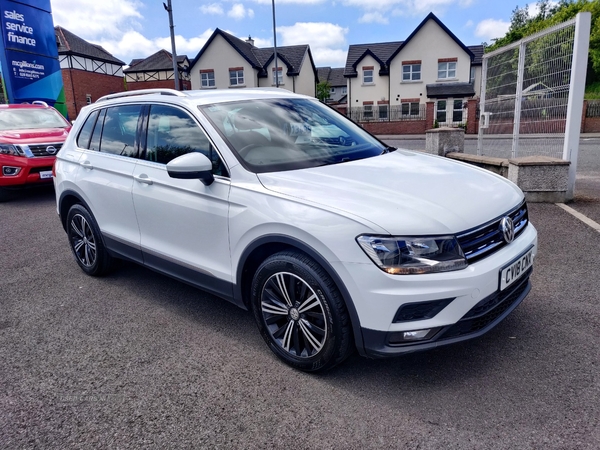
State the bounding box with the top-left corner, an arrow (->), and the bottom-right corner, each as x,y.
55,26 -> 125,65
426,82 -> 475,98
124,50 -> 189,73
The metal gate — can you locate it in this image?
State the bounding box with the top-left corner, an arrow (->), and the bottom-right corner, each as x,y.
477,13 -> 590,198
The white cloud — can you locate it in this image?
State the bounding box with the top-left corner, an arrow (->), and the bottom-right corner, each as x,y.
99,29 -> 214,62
249,0 -> 325,4
277,22 -> 348,66
200,3 -> 224,15
465,20 -> 474,28
52,0 -> 142,39
358,12 -> 389,25
344,0 -> 471,16
474,19 -> 510,42
228,4 -> 254,20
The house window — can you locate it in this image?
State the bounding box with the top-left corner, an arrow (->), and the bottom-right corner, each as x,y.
363,67 -> 374,84
341,86 -> 347,95
378,104 -> 388,120
402,62 -> 421,81
229,68 -> 244,86
470,66 -> 476,83
330,87 -> 336,94
401,102 -> 420,116
436,100 -> 447,123
85,94 -> 92,105
438,61 -> 457,79
273,67 -> 283,85
200,70 -> 215,88
453,99 -> 464,122
363,102 -> 373,119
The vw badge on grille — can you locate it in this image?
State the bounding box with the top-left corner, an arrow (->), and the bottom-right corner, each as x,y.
46,146 -> 57,155
500,216 -> 515,243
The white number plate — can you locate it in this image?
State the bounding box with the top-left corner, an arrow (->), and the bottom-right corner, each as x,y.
500,246 -> 534,291
39,171 -> 53,179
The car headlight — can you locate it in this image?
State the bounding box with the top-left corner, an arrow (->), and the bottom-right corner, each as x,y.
0,144 -> 22,156
356,235 -> 467,275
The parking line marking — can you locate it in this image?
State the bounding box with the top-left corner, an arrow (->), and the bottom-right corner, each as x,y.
556,203 -> 600,233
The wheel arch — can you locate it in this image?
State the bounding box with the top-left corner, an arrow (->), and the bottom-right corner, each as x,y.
235,234 -> 366,356
58,190 -> 93,232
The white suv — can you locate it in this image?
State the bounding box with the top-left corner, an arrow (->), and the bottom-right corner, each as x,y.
54,88 -> 537,372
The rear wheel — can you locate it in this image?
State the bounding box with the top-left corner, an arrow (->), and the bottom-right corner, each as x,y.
251,251 -> 353,372
66,204 -> 114,276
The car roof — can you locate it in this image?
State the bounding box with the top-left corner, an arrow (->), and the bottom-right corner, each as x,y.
95,88 -> 313,108
0,103 -> 53,110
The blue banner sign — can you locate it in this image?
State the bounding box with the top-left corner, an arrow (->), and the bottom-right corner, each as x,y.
0,0 -> 66,116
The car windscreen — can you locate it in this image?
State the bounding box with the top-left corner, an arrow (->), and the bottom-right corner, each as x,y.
0,108 -> 69,131
199,98 -> 386,173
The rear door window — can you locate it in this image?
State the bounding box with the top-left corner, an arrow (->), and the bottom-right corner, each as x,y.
98,105 -> 143,157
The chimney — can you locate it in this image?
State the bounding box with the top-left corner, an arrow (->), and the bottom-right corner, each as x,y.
245,35 -> 255,46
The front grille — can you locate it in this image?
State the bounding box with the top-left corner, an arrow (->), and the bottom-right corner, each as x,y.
438,268 -> 532,341
28,143 -> 63,157
457,202 -> 529,263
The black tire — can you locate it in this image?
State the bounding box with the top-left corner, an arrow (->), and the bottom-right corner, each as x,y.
66,204 -> 114,276
251,251 -> 354,372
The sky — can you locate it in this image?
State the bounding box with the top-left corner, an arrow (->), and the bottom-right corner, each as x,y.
48,0 -> 549,68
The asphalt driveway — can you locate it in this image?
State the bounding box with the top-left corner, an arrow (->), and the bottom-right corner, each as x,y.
1,169 -> 599,448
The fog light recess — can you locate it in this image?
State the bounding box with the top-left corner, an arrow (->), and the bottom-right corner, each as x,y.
3,166 -> 21,176
388,327 -> 441,345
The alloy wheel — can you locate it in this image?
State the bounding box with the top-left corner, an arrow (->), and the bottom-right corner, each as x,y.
70,214 -> 97,268
260,272 -> 328,358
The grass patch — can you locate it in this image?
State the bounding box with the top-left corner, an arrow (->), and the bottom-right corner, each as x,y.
585,82 -> 600,100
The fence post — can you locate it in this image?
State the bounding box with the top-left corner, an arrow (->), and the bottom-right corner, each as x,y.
581,100 -> 587,133
426,102 -> 435,129
511,41 -> 526,159
467,99 -> 478,134
563,12 -> 591,201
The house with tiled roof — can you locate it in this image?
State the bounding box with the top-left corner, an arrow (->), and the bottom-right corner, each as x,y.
55,26 -> 126,119
317,67 -> 347,104
189,29 -> 318,97
344,13 -> 484,126
124,50 -> 191,91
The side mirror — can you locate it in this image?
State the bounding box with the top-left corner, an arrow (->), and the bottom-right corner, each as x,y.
166,152 -> 214,186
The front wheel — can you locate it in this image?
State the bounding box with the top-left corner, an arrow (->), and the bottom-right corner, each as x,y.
66,204 -> 114,276
251,251 -> 353,372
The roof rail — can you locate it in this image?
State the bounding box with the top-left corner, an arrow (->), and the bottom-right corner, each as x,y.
96,89 -> 188,103
32,100 -> 49,107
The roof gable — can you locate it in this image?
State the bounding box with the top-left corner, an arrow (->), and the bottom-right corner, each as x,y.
344,41 -> 403,77
190,28 -> 261,70
55,26 -> 125,65
123,49 -> 189,73
387,12 -> 474,64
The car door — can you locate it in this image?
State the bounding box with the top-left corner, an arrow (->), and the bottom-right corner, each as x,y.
131,103 -> 233,299
75,105 -> 144,262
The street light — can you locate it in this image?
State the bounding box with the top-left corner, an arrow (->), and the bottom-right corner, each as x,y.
163,0 -> 180,90
272,0 -> 279,88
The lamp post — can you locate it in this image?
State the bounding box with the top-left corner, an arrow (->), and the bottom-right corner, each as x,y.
272,0 -> 279,88
163,0 -> 180,90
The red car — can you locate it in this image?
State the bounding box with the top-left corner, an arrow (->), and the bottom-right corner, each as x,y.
0,102 -> 71,201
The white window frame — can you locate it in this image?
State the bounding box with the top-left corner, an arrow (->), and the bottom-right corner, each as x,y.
438,62 -> 457,80
453,99 -> 464,123
402,64 -> 421,81
201,71 -> 215,88
378,104 -> 388,120
229,69 -> 244,86
273,68 -> 283,85
341,86 -> 347,95
436,100 -> 447,123
363,104 -> 373,119
363,69 -> 374,85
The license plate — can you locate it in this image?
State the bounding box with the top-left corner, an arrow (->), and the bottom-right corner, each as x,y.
39,171 -> 53,179
500,246 -> 534,291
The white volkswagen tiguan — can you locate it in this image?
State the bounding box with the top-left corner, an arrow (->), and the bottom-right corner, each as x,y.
54,88 -> 537,372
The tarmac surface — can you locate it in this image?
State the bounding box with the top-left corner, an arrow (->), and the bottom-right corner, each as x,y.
1,136 -> 599,449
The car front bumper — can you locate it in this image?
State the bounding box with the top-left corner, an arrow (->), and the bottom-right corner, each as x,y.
332,223 -> 538,357
0,155 -> 55,188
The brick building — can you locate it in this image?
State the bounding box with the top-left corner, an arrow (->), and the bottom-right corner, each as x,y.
55,26 -> 126,120
124,50 -> 191,91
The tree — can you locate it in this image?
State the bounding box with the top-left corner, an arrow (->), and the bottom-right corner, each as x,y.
486,0 -> 600,87
316,81 -> 331,103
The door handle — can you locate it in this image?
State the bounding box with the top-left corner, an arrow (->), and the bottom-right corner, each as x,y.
134,174 -> 153,185
79,160 -> 93,169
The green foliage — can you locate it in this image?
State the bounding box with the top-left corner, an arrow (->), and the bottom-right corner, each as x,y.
486,1 -> 600,87
316,81 -> 331,102
586,81 -> 600,98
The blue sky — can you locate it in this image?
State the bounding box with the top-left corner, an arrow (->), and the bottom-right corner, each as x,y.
49,0 -> 546,67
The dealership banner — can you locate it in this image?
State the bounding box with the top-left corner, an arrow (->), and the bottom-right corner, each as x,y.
0,0 -> 67,116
